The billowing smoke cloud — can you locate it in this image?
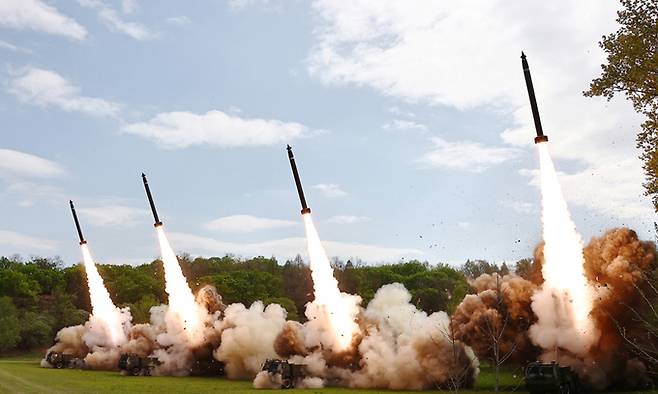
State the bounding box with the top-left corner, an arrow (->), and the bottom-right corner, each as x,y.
543,228 -> 656,390
262,283 -> 479,390
452,273 -> 538,364
215,301 -> 286,379
42,244 -> 132,370
452,228 -> 656,390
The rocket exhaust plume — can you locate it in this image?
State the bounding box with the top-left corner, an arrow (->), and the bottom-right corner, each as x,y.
520,53 -> 598,355
69,200 -> 127,347
141,173 -> 205,346
286,145 -> 359,350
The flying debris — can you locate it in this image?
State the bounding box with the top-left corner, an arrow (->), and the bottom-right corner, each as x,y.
286,145 -> 311,215
521,52 -> 549,144
141,173 -> 163,227
69,200 -> 87,245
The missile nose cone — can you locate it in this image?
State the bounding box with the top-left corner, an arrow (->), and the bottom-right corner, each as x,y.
521,51 -> 526,59
286,144 -> 291,150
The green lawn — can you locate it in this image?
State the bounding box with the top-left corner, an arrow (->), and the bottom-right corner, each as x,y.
0,356 -> 526,394
1,357 -> 653,394
3,357 -> 652,394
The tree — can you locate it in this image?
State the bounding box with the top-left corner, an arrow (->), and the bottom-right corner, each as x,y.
130,294 -> 160,324
585,0 -> 658,212
514,258 -> 533,280
460,259 -> 498,279
18,312 -> 54,349
0,297 -> 20,352
483,275 -> 518,392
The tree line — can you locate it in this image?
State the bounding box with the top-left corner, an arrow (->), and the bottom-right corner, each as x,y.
0,253 -> 524,353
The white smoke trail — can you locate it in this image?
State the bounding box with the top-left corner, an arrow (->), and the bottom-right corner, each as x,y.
155,225 -> 206,346
80,244 -> 128,347
529,143 -> 598,355
302,214 -> 360,351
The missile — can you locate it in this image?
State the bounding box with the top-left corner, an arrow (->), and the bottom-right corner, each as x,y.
69,200 -> 87,245
286,145 -> 311,215
141,173 -> 163,227
521,52 -> 549,144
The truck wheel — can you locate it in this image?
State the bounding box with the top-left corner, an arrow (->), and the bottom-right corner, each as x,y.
130,367 -> 141,376
282,379 -> 293,389
55,362 -> 64,369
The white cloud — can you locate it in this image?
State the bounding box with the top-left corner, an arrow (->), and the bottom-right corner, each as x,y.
389,106 -> 415,117
169,232 -> 423,263
0,0 -> 87,40
312,183 -> 348,198
0,39 -> 32,54
327,215 -> 371,224
5,181 -> 66,207
419,137 -> 518,172
77,205 -> 146,227
229,0 -> 274,10
121,0 -> 138,14
501,199 -> 535,214
7,67 -> 120,117
308,1 -> 653,221
205,214 -> 297,233
79,0 -> 155,40
166,16 -> 191,26
383,119 -> 427,132
0,149 -> 66,178
122,110 -> 307,149
0,230 -> 57,251
520,159 -> 654,221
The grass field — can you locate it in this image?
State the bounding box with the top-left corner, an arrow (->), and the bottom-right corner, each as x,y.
6,357 -> 651,394
0,355 -> 527,394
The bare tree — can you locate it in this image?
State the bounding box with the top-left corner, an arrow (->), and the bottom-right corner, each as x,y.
610,272 -> 658,379
434,315 -> 475,392
483,274 -> 519,392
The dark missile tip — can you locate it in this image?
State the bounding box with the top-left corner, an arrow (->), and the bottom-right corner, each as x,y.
286,144 -> 292,150
521,51 -> 526,59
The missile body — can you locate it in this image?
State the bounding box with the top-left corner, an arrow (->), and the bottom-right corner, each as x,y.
521,52 -> 549,144
286,145 -> 311,215
141,173 -> 163,227
69,200 -> 87,245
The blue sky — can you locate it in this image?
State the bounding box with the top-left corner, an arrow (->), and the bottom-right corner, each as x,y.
0,0 -> 655,266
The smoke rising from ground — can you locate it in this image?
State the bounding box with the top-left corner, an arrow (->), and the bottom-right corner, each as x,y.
452,227 -> 656,390
45,249 -> 478,390
42,210 -> 655,390
452,273 -> 538,364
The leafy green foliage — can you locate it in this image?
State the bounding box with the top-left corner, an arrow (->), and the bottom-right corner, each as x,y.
585,0 -> 658,212
0,254 -> 480,352
0,297 -> 20,352
201,270 -> 283,305
18,312 -> 54,349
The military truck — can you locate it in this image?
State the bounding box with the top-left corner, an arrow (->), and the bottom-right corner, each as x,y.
525,361 -> 580,394
261,359 -> 306,389
189,358 -> 226,377
45,351 -> 85,369
118,353 -> 161,376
